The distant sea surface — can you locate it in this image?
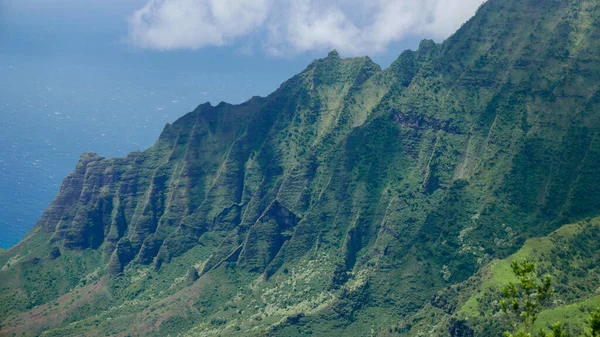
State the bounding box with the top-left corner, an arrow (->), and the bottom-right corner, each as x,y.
0,54 -> 286,249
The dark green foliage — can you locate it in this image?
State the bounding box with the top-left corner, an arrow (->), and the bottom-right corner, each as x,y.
538,323 -> 568,337
185,267 -> 199,284
499,260 -> 554,336
448,318 -> 474,337
48,247 -> 61,260
590,308 -> 600,337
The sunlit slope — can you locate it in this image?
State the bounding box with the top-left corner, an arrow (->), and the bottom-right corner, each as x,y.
397,216 -> 600,336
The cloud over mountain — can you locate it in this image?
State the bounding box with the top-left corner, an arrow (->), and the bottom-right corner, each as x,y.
127,0 -> 486,55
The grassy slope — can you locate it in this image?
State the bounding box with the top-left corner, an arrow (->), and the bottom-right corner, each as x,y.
464,217 -> 600,336
395,216 -> 600,336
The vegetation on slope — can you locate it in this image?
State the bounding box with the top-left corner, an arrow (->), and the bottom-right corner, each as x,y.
2,0 -> 600,336
394,217 -> 600,336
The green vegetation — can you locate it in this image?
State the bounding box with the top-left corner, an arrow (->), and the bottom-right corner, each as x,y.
493,259 -> 600,337
3,0 -> 600,335
589,308 -> 600,337
394,217 -> 600,336
538,324 -> 568,337
500,260 -> 554,337
498,261 -> 600,337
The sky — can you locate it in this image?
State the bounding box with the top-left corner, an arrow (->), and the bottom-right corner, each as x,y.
0,0 -> 485,248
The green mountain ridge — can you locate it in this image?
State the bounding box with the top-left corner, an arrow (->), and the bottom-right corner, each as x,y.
2,0 -> 600,335
397,216 -> 600,336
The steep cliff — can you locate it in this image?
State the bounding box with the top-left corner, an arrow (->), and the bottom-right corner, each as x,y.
2,0 -> 600,336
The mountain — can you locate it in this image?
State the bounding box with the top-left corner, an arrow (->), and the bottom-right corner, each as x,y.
393,215 -> 600,336
2,0 -> 600,336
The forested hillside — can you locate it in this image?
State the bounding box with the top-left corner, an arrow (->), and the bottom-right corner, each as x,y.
2,0 -> 600,335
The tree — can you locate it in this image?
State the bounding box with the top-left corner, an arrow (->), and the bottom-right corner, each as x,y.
589,308 -> 600,337
497,260 -> 600,337
499,259 -> 556,337
537,323 -> 567,337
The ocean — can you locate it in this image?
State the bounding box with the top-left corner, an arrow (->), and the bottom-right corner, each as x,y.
0,52 -> 292,248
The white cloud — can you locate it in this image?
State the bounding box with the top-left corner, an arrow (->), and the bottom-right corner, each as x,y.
127,0 -> 269,49
127,0 -> 486,55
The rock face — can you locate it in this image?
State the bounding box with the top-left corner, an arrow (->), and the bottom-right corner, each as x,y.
2,0 -> 600,335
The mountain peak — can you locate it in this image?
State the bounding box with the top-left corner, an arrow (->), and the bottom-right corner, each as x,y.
327,49 -> 340,59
